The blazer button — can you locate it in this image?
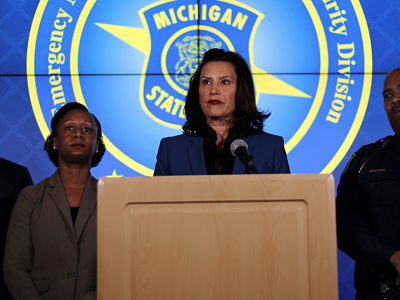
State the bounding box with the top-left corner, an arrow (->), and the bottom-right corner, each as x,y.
68,272 -> 75,278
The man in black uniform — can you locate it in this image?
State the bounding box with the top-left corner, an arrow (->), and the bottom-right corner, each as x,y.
0,158 -> 33,300
337,68 -> 400,299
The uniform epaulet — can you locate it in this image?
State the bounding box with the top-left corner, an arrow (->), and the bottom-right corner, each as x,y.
374,135 -> 393,144
356,137 -> 392,174
340,136 -> 393,177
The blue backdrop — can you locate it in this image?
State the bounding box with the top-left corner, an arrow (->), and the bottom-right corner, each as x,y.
1,0 -> 399,299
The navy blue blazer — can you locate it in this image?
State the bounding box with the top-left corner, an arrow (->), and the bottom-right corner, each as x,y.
153,132 -> 290,175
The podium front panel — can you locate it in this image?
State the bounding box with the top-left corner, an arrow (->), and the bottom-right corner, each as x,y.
98,174 -> 337,300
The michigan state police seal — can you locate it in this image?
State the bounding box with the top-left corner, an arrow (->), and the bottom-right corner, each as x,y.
28,0 -> 372,176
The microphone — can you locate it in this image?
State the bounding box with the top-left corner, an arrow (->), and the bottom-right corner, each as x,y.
230,139 -> 258,174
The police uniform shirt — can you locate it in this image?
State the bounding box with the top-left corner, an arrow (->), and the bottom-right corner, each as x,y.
336,135 -> 400,289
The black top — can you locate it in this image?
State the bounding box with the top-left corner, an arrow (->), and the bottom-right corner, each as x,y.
70,207 -> 79,226
198,125 -> 240,175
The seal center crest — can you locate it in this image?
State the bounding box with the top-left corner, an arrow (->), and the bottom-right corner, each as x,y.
174,35 -> 223,89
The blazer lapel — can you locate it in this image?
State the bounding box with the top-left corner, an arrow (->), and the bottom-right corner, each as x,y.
49,171 -> 75,233
74,175 -> 97,242
187,135 -> 207,175
232,135 -> 255,174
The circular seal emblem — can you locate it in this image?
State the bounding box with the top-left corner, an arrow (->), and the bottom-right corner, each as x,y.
28,0 -> 372,177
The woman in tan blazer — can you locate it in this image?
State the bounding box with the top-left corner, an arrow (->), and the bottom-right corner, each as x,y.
4,102 -> 106,300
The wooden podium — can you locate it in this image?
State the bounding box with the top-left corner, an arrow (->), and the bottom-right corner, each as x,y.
97,174 -> 338,300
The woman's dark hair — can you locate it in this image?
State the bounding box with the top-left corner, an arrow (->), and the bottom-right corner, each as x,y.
182,48 -> 270,136
44,102 -> 106,167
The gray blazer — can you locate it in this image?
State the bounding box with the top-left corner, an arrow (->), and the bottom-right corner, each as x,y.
4,171 -> 97,300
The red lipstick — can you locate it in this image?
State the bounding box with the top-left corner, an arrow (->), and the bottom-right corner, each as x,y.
208,100 -> 222,105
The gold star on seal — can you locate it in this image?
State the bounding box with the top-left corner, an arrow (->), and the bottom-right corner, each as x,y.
95,23 -> 310,99
106,169 -> 123,178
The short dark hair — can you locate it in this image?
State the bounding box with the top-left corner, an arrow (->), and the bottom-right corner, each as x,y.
182,48 -> 270,135
44,102 -> 106,167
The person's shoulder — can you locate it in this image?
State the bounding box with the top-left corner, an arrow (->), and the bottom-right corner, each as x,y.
19,172 -> 53,196
248,131 -> 284,142
11,175 -> 52,210
161,132 -> 201,143
0,158 -> 32,188
163,132 -> 197,139
356,135 -> 393,155
339,136 -> 394,178
0,157 -> 28,174
0,157 -> 22,168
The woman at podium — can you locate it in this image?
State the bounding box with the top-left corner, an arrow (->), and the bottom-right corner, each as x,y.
4,102 -> 106,300
154,48 -> 290,175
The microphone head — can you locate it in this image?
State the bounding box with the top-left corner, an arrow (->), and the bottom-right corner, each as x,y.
230,139 -> 248,156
